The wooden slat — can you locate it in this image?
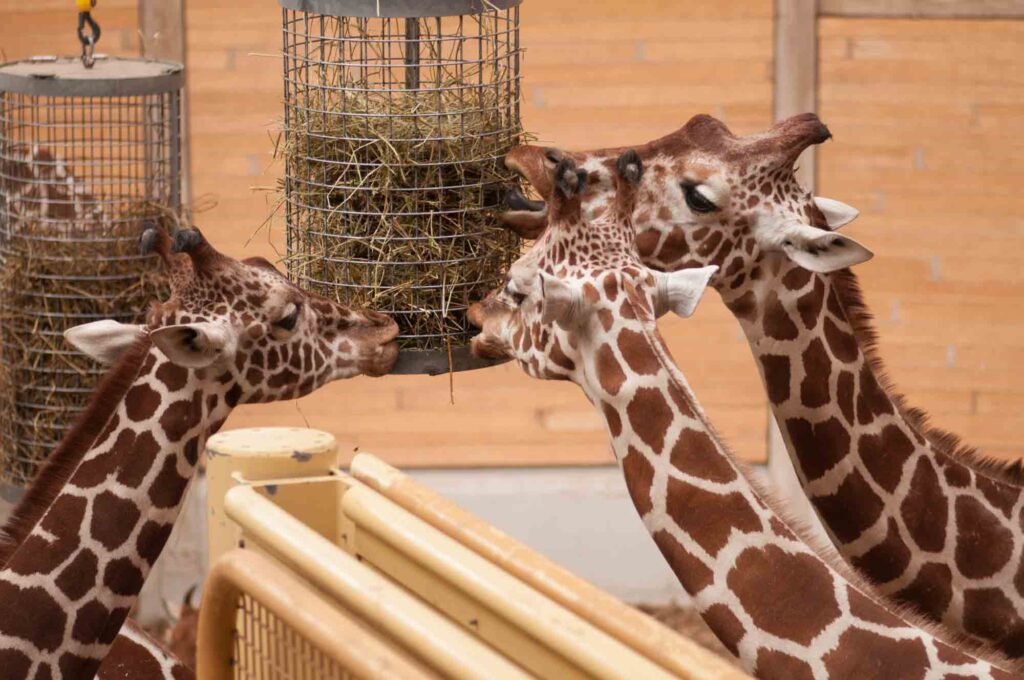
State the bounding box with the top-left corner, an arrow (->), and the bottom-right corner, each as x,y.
820,0 -> 1024,18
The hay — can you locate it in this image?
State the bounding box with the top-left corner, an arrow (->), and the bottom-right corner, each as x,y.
0,206 -> 173,486
280,16 -> 523,352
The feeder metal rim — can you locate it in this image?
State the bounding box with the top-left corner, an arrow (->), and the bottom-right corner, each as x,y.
0,56 -> 184,98
280,0 -> 520,19
390,346 -> 505,375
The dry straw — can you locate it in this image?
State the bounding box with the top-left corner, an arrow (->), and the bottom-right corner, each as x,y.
281,12 -> 523,352
0,206 -> 173,486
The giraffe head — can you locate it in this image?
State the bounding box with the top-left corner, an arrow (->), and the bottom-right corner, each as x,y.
65,227 -> 400,402
470,150 -> 716,389
501,113 -> 871,290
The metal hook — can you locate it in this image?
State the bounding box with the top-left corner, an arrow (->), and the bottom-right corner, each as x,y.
77,11 -> 101,69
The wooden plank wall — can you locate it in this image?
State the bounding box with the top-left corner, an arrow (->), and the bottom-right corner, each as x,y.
1,2 -> 1021,465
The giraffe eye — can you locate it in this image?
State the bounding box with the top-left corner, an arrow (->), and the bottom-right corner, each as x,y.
682,184 -> 719,214
275,303 -> 302,331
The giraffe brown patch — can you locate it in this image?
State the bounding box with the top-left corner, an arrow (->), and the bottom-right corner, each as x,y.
669,429 -> 736,484
976,475 -> 1019,520
103,557 -> 145,596
831,371 -> 853,427
102,606 -> 131,644
782,266 -> 812,291
58,655 -> 100,680
124,383 -> 161,422
725,291 -> 756,320
796,277 -> 825,330
894,562 -> 953,622
759,354 -> 790,404
942,461 -> 971,488
549,337 -> 575,372
149,455 -> 190,509
799,339 -> 831,408
652,530 -> 714,593
636,230 -> 660,258
846,586 -> 904,628
826,284 -> 844,318
811,468 -> 884,543
55,549 -> 99,602
597,308 -> 615,332
621,447 -> 654,516
665,477 -> 761,556
856,364 -> 894,425
0,651 -> 31,679
33,664 -> 53,680
701,604 -> 744,655
756,649 -> 815,680
729,546 -> 840,645
602,273 -> 619,302
71,600 -> 109,644
0,581 -> 66,651
696,230 -> 723,258
823,628 -> 928,680
618,329 -> 659,375
155,361 -> 189,392
963,588 -> 1024,657
900,458 -> 947,552
666,380 -> 696,418
627,387 -> 675,453
602,402 -> 622,438
823,317 -> 858,363
861,426 -> 915,492
10,495 -> 87,576
851,518 -> 911,584
595,344 -> 626,396
91,491 -> 142,550
785,416 -> 850,481
107,632 -> 167,680
116,430 -> 161,489
137,520 -> 174,566
955,496 -> 1013,579
659,230 -> 690,262
763,291 -> 799,341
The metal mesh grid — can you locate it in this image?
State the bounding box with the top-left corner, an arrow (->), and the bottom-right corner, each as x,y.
281,6 -> 522,363
0,57 -> 181,486
233,593 -> 347,680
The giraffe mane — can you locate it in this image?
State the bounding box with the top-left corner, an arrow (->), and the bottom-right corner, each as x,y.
0,334 -> 154,567
630,288 -> 1020,671
831,268 -> 1024,486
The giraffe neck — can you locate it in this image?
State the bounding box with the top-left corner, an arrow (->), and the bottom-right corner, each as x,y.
0,340 -> 232,679
724,261 -> 1024,657
578,291 -> 1007,677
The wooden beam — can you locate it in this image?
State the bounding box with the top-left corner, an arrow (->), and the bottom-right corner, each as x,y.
820,0 -> 1024,18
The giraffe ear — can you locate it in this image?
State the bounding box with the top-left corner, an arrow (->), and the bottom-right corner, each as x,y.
537,271 -> 583,326
813,196 -> 859,229
780,222 -> 873,273
150,322 -> 237,369
652,266 -> 718,318
64,320 -> 147,365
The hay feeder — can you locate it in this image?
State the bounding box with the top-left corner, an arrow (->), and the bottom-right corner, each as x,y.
280,0 -> 523,375
0,56 -> 183,491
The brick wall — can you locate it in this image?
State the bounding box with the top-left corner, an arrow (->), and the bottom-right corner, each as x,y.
1,2 -> 1021,465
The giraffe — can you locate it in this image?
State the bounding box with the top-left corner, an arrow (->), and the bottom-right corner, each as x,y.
1,146 -> 195,679
499,114 -> 1024,656
0,224 -> 399,679
469,150 -> 1020,679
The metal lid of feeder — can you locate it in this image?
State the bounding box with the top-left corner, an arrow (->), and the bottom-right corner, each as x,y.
0,56 -> 183,97
279,0 -> 521,18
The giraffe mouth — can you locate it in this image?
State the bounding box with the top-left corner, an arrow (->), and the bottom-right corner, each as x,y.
360,339 -> 400,377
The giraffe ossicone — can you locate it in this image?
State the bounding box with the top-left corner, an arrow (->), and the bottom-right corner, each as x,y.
0,224 -> 399,679
471,151 -> 1019,679
501,113 -> 1024,657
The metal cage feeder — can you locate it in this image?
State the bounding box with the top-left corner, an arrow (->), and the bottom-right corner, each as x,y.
280,0 -> 523,375
0,56 -> 183,490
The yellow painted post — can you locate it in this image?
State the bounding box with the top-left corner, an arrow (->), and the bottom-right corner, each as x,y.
205,427 -> 337,565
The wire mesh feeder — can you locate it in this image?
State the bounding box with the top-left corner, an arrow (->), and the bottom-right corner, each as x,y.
0,56 -> 183,489
280,0 -> 523,375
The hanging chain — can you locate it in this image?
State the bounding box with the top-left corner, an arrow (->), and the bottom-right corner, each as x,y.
76,0 -> 101,68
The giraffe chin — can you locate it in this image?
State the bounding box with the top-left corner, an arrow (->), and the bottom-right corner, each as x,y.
358,340 -> 400,377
